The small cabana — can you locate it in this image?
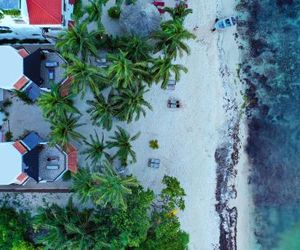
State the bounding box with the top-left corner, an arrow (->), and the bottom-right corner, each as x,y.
119,0 -> 161,37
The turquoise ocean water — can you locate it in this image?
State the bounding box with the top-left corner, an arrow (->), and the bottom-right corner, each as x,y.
237,0 -> 300,249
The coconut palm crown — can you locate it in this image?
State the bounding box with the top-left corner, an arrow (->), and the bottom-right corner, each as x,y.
86,92 -> 115,131
151,56 -> 187,89
56,21 -> 99,61
112,84 -> 152,123
107,50 -> 150,89
82,131 -> 110,166
107,126 -> 140,166
37,84 -> 79,121
65,55 -> 107,97
49,113 -> 85,148
153,19 -> 196,59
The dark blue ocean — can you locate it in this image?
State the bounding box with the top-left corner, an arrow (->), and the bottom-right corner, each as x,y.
237,0 -> 300,249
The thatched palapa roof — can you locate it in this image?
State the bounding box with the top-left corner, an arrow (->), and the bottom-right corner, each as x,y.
120,1 -> 161,37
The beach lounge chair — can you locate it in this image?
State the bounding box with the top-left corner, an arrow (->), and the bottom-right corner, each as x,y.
45,61 -> 59,68
148,158 -> 160,168
167,79 -> 176,90
46,165 -> 59,170
48,68 -> 55,80
167,98 -> 181,108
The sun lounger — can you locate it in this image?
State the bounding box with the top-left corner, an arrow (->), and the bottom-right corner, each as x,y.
148,158 -> 160,168
167,79 -> 176,90
48,68 -> 55,80
45,61 -> 59,68
46,165 -> 59,170
168,99 -> 181,108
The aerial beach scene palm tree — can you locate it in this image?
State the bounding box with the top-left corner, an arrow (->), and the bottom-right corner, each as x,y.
0,0 -> 298,249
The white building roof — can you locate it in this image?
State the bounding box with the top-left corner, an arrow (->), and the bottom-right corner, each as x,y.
0,142 -> 22,185
0,46 -> 23,90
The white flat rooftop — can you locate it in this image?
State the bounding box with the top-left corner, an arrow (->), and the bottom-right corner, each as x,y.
0,46 -> 23,90
0,142 -> 22,185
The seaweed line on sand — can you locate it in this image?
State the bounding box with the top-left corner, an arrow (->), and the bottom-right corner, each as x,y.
214,22 -> 243,250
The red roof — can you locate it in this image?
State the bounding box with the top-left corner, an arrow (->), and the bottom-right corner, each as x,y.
16,172 -> 29,184
26,0 -> 62,25
13,141 -> 28,155
13,76 -> 29,90
66,144 -> 78,173
18,49 -> 29,58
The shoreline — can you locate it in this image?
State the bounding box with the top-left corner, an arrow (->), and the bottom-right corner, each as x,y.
215,0 -> 255,249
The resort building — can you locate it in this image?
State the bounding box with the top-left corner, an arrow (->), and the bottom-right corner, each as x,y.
0,0 -> 75,43
0,45 -> 69,102
0,0 -> 75,28
0,131 -> 77,185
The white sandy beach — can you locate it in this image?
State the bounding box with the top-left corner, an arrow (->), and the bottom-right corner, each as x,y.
54,0 -> 255,248
77,0 -> 249,249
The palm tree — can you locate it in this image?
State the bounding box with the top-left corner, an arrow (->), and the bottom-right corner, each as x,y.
82,131 -> 110,166
107,126 -> 140,166
66,56 -> 107,97
91,161 -> 139,208
151,56 -> 188,89
112,84 -> 152,123
153,20 -> 196,59
34,199 -> 98,249
72,168 -> 95,203
85,0 -> 109,28
49,113 -> 85,147
56,21 -> 99,61
116,36 -> 152,62
86,92 -> 115,130
37,84 -> 79,121
164,2 -> 193,23
107,50 -> 150,89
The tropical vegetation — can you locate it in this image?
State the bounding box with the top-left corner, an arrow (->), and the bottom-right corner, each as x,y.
107,126 -> 140,166
4,2 -> 195,249
82,131 -> 110,165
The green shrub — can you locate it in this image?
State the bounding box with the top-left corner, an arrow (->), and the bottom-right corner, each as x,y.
14,90 -> 34,105
108,6 -> 121,19
62,170 -> 72,181
125,0 -> 137,4
0,11 -> 4,20
2,9 -> 20,17
5,131 -> 13,141
0,206 -> 35,250
2,99 -> 12,108
73,0 -> 83,19
149,139 -> 159,149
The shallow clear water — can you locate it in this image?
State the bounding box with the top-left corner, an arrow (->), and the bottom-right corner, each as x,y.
239,0 -> 300,249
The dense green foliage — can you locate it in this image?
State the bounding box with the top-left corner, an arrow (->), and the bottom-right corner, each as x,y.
34,175 -> 188,249
108,6 -> 121,19
0,206 -> 35,250
73,161 -> 139,208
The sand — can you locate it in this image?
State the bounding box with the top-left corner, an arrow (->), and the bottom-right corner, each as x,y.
77,0 -> 254,249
